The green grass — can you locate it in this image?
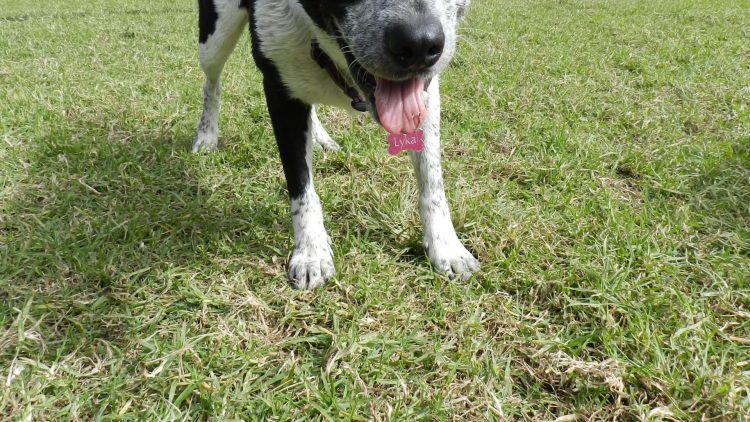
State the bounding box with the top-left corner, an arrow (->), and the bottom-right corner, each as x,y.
1,0 -> 749,419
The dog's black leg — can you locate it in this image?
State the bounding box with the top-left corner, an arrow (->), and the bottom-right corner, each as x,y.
409,77 -> 480,280
262,73 -> 335,289
193,1 -> 248,152
244,2 -> 334,289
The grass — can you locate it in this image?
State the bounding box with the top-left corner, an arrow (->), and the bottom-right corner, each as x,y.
1,0 -> 749,419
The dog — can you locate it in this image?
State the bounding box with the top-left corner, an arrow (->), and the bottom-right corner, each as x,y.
193,0 -> 479,289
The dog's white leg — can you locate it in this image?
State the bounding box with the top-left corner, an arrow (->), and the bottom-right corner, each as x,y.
410,77 -> 480,280
193,78 -> 223,153
287,113 -> 335,289
310,106 -> 341,152
193,5 -> 248,152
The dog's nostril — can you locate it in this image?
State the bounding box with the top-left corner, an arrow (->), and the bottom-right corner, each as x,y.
385,15 -> 445,70
398,47 -> 413,62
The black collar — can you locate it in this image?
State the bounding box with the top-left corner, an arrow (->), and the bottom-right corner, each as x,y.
311,41 -> 368,112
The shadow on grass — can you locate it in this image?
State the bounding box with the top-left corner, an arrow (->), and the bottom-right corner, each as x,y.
693,140 -> 750,224
1,121 -> 290,359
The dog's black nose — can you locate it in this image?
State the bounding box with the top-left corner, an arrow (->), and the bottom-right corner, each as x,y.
385,16 -> 445,71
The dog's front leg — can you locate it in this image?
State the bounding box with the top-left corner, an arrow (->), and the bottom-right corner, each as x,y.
410,77 -> 480,280
263,76 -> 334,289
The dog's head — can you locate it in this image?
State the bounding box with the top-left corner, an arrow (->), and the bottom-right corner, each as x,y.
299,0 -> 470,134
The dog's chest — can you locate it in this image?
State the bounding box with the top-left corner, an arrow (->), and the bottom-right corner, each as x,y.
254,1 -> 352,109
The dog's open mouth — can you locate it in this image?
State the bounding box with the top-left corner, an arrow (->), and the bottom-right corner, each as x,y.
348,62 -> 428,135
373,77 -> 427,135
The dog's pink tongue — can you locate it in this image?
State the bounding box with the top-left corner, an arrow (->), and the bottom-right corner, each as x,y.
375,77 -> 427,135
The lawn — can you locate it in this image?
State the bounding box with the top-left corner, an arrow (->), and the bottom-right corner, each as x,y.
1,0 -> 749,419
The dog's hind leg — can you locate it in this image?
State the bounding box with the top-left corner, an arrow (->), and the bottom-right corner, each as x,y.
410,78 -> 480,280
193,1 -> 249,152
310,106 -> 341,152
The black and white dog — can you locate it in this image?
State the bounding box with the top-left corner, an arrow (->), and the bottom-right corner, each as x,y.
193,0 -> 479,289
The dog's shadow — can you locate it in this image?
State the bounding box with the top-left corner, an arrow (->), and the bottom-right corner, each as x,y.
1,114 -> 299,347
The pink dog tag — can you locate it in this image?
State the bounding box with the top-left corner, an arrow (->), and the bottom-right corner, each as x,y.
388,130 -> 424,155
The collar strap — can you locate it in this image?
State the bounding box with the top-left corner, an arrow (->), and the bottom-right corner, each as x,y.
311,41 -> 368,112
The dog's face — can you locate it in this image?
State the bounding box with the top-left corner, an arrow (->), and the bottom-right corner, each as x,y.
298,0 -> 470,134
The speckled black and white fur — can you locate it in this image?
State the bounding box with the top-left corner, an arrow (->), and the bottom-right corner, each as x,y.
193,0 -> 479,289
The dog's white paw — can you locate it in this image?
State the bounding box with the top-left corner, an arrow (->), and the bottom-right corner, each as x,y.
425,236 -> 480,280
288,242 -> 335,290
192,131 -> 218,153
312,128 -> 341,152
